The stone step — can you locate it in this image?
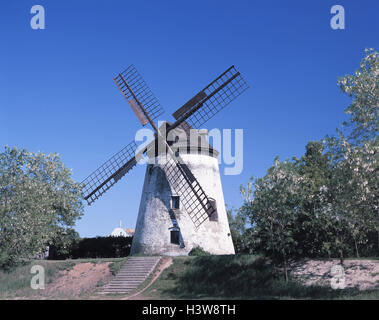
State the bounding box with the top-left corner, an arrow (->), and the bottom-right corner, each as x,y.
116,272 -> 153,275
117,272 -> 152,276
106,279 -> 147,284
105,283 -> 141,287
100,256 -> 161,295
105,283 -> 138,289
119,266 -> 157,271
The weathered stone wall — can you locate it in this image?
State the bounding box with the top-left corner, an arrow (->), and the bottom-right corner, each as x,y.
131,152 -> 235,256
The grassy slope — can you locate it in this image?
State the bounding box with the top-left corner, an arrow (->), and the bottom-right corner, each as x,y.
143,255 -> 379,300
0,258 -> 128,299
1,255 -> 378,300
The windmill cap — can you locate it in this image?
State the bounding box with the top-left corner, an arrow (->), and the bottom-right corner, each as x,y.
143,121 -> 218,158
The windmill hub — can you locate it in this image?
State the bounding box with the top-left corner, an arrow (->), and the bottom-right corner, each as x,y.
141,122 -> 218,161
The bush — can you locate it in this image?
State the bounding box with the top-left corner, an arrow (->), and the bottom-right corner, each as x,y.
188,246 -> 211,256
48,236 -> 132,259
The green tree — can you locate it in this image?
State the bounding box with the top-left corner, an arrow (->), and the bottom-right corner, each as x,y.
292,141 -> 334,258
239,48 -> 378,271
227,207 -> 246,253
240,158 -> 304,281
0,146 -> 84,269
338,48 -> 378,143
325,48 -> 379,257
48,228 -> 80,260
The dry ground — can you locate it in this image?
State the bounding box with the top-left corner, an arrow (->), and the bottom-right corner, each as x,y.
291,259 -> 379,290
45,262 -> 112,297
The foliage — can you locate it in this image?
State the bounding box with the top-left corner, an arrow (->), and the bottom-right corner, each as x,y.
337,48 -> 378,143
48,228 -> 80,260
109,257 -> 128,276
325,48 -> 378,258
144,255 -> 376,300
227,208 -> 247,253
49,236 -> 133,259
0,146 -> 84,270
240,158 -> 306,280
236,49 -> 378,275
188,246 -> 211,256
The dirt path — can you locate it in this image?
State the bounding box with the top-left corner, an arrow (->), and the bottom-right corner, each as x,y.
121,257 -> 173,300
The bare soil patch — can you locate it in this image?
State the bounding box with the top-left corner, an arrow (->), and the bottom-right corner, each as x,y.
291,259 -> 379,290
45,262 -> 112,298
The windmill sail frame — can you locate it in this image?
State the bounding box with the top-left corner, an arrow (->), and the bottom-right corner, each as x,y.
170,65 -> 249,131
82,64 -> 249,225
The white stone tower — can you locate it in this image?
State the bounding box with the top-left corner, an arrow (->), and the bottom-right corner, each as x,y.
131,125 -> 235,256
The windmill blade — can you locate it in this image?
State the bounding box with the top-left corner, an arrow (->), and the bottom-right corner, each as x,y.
82,140 -> 138,205
162,147 -> 216,229
171,65 -> 249,130
114,65 -> 164,126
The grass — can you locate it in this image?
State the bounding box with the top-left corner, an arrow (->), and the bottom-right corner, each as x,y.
1,255 -> 377,300
143,255 -> 379,300
0,260 -> 75,299
108,257 -> 128,276
0,257 -> 128,299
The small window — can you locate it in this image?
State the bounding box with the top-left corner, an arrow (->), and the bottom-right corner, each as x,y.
208,198 -> 218,222
170,230 -> 180,245
171,196 -> 180,209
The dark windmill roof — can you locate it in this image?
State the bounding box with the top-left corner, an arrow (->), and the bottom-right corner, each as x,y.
143,121 -> 218,159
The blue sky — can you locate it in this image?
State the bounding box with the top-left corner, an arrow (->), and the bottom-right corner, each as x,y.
1,1 -> 378,237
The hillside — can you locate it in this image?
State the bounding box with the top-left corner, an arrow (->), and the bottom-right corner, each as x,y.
0,258 -> 127,299
0,255 -> 378,300
141,255 -> 379,300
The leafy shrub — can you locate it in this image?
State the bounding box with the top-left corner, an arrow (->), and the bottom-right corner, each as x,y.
188,246 -> 211,256
48,236 -> 132,259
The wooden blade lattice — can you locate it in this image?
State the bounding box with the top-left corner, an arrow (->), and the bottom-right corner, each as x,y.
114,65 -> 164,125
172,66 -> 249,130
162,153 -> 216,229
82,141 -> 138,205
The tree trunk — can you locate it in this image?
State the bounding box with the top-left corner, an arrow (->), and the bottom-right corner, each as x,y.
354,238 -> 360,258
283,257 -> 288,282
339,236 -> 344,266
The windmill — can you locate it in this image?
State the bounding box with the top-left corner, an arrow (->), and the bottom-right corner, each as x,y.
82,65 -> 249,255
